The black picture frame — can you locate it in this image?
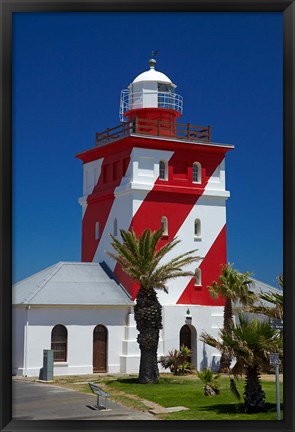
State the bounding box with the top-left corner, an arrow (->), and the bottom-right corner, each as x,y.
1,1 -> 294,432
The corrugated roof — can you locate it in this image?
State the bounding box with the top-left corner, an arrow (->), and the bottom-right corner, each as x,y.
233,277 -> 282,309
12,262 -> 133,306
251,278 -> 282,295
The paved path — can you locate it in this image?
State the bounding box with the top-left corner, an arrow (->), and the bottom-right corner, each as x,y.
12,380 -> 156,420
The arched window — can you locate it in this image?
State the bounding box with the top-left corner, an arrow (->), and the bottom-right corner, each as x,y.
113,218 -> 118,236
194,268 -> 201,286
51,325 -> 67,362
194,219 -> 201,238
159,160 -> 168,180
95,222 -> 100,240
192,162 -> 201,183
161,216 -> 168,235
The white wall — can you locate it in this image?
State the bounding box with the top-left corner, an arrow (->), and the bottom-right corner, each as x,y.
13,305 -> 131,377
13,304 -> 227,376
131,81 -> 158,109
79,158 -> 104,218
162,305 -> 223,371
12,307 -> 26,375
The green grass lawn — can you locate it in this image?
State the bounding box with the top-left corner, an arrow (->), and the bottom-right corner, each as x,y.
102,374 -> 283,420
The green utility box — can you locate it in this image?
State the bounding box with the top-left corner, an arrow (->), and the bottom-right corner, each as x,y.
42,349 -> 54,381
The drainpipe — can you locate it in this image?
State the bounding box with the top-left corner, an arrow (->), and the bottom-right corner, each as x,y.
23,305 -> 30,377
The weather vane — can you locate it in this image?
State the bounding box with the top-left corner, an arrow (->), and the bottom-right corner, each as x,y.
151,50 -> 158,58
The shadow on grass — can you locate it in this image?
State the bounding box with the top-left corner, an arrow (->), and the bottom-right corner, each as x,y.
197,403 -> 245,414
197,402 -> 283,415
111,378 -> 140,385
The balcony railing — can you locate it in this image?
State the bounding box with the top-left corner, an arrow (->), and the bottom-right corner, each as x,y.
95,118 -> 211,146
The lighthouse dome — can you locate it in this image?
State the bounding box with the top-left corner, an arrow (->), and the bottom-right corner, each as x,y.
133,69 -> 172,84
131,59 -> 176,87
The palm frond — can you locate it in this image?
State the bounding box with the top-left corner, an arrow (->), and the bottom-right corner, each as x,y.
108,227 -> 201,294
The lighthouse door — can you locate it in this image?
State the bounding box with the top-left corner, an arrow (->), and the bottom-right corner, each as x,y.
93,325 -> 107,373
180,325 -> 192,362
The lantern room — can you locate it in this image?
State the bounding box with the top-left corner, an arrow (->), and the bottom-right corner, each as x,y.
119,58 -> 183,127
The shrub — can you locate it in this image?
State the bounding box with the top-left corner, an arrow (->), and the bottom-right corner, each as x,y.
158,345 -> 194,375
197,368 -> 220,396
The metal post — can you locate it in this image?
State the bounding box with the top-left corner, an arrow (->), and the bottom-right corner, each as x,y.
187,123 -> 190,139
275,364 -> 280,420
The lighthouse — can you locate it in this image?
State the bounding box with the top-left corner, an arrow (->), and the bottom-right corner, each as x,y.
12,59 -> 282,378
76,58 -> 234,370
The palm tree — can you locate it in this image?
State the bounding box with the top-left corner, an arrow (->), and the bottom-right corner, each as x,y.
200,315 -> 282,413
108,228 -> 200,383
245,275 -> 283,320
247,291 -> 283,320
207,263 -> 255,372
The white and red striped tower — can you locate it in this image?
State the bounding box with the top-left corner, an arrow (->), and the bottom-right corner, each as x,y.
76,59 -> 234,370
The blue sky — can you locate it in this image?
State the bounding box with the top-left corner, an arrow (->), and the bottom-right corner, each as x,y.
12,12 -> 283,286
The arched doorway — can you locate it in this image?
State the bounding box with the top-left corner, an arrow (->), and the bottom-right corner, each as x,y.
180,324 -> 192,362
93,325 -> 107,373
180,324 -> 191,349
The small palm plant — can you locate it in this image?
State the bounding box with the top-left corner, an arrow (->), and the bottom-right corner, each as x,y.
197,368 -> 220,396
159,345 -> 193,375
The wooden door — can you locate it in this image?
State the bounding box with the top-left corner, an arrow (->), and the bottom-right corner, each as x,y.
93,325 -> 107,373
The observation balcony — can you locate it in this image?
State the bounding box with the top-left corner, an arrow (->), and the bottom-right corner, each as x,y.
95,117 -> 211,146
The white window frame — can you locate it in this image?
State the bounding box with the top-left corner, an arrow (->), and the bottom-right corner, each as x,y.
194,268 -> 201,286
159,160 -> 168,180
51,324 -> 68,363
192,162 -> 201,184
161,216 -> 168,236
194,218 -> 201,239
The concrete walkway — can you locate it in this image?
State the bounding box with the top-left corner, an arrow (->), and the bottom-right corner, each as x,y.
12,380 -> 156,420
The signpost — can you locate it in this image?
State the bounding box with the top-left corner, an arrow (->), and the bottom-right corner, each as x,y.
269,353 -> 281,421
270,318 -> 283,330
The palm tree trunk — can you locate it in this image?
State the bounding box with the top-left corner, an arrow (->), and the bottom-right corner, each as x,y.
219,298 -> 233,373
134,287 -> 162,383
138,344 -> 160,383
244,366 -> 266,413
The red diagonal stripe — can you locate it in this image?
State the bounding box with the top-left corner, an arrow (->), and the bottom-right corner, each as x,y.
177,225 -> 227,305
81,150 -> 131,262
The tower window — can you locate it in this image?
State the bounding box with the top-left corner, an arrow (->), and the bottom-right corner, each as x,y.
159,160 -> 168,180
194,219 -> 201,238
158,83 -> 172,93
95,222 -> 100,240
113,218 -> 118,237
51,325 -> 67,362
192,162 -> 201,183
161,216 -> 168,236
194,269 -> 201,286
